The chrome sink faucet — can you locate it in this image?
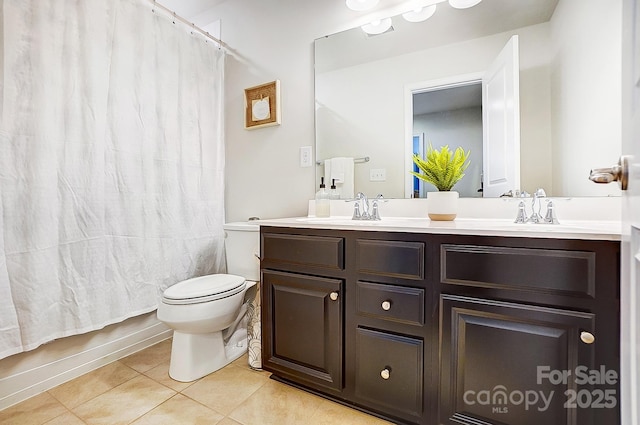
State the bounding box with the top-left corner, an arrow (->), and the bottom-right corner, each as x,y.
350,192 -> 369,220
514,188 -> 560,224
350,193 -> 385,220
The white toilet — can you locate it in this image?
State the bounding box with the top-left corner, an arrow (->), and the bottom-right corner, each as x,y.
157,221 -> 260,382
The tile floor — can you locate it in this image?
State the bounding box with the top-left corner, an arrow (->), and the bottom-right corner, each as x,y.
0,339 -> 393,425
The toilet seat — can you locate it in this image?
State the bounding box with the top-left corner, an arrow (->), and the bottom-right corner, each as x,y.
162,274 -> 246,305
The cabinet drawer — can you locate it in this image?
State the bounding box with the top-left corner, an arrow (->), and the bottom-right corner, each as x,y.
356,281 -> 425,326
441,244 -> 596,298
354,327 -> 423,422
356,239 -> 425,280
262,233 -> 344,271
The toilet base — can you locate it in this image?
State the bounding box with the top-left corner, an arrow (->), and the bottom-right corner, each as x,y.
168,330 -> 244,382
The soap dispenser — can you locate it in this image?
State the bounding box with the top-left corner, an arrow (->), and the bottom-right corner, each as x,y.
329,179 -> 340,200
315,177 -> 330,217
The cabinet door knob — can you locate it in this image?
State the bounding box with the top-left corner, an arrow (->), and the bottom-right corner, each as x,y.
380,368 -> 391,380
329,292 -> 339,301
381,300 -> 391,311
580,331 -> 595,344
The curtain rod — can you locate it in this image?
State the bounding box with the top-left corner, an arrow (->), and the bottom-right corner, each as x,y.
148,0 -> 226,49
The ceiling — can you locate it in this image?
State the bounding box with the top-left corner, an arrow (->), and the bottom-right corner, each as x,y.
159,0 -> 559,35
316,0 -> 559,73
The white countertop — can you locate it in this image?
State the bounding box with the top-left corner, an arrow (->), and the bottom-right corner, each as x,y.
255,216 -> 621,241
249,197 -> 622,241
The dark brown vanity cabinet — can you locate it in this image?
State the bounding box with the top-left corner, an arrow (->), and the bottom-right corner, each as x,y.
260,227 -> 620,425
261,270 -> 343,393
348,237 -> 434,424
437,237 -> 620,425
261,231 -> 346,396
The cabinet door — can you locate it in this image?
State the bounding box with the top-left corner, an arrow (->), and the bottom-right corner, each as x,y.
440,295 -> 616,425
262,270 -> 343,394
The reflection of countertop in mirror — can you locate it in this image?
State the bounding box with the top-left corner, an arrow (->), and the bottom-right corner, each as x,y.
254,197 -> 621,241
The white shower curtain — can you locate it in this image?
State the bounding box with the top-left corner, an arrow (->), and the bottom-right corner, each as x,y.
0,0 -> 226,359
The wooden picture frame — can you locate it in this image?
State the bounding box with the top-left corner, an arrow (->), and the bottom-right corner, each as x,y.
244,80 -> 281,130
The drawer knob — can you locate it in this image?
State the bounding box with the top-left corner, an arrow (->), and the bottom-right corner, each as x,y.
380,368 -> 391,380
381,300 -> 392,311
330,292 -> 339,301
580,331 -> 595,344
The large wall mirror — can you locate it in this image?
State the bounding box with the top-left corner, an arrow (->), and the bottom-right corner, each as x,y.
315,0 -> 622,199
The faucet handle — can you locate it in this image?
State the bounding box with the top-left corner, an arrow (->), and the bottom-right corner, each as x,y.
544,200 -> 560,224
351,202 -> 362,220
514,201 -> 528,223
370,202 -> 381,220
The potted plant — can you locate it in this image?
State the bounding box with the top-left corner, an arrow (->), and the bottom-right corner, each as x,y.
411,144 -> 470,221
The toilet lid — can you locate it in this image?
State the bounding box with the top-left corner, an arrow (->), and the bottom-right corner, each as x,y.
162,274 -> 246,305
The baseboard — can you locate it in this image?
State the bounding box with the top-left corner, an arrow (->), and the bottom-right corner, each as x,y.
0,313 -> 172,411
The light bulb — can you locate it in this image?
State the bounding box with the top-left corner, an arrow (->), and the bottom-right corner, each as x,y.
361,17 -> 393,35
346,0 -> 380,11
402,5 -> 437,23
448,0 -> 482,9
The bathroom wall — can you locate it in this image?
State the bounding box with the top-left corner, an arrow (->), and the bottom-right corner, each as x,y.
170,0 -> 367,222
549,0 -> 622,196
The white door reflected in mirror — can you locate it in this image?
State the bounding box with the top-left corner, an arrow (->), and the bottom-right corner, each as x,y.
405,35 -> 520,198
482,35 -> 520,197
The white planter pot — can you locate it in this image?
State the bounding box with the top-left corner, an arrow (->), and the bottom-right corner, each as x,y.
427,191 -> 459,221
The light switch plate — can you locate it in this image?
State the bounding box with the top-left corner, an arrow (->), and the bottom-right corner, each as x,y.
300,146 -> 313,167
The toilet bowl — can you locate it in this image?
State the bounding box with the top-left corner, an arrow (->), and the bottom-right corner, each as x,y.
157,221 -> 260,382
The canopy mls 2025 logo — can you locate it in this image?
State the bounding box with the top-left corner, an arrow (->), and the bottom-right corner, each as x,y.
463,365 -> 618,414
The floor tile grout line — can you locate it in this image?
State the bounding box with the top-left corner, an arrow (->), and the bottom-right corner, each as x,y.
123,392 -> 182,425
46,360 -> 143,411
177,363 -> 272,422
169,392 -> 229,420
38,399 -> 86,425
69,374 -> 178,424
141,369 -> 199,393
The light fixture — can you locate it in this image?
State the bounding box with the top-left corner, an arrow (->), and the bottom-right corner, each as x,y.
361,17 -> 393,35
402,4 -> 437,23
448,0 -> 482,9
346,0 -> 380,11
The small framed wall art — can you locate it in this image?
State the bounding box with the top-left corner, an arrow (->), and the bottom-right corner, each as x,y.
244,80 -> 281,130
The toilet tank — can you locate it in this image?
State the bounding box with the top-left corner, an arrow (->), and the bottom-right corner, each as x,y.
223,221 -> 260,281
